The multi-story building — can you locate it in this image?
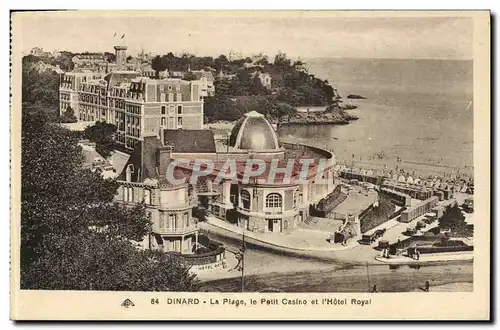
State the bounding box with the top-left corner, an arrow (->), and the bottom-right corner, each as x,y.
115,160 -> 198,254
59,71 -> 103,117
60,44 -> 209,150
116,111 -> 336,234
71,72 -> 205,150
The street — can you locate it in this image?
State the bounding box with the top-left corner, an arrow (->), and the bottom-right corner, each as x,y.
200,228 -> 473,293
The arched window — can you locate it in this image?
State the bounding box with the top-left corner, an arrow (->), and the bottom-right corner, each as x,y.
266,193 -> 282,209
241,190 -> 251,210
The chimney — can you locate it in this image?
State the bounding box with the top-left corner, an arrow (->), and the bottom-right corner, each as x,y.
156,145 -> 173,177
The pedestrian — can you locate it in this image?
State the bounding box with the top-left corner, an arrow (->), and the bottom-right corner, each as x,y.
424,280 -> 430,292
371,285 -> 378,293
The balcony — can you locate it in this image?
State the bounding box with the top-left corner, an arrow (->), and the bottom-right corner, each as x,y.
237,206 -> 298,219
158,202 -> 192,212
156,225 -> 198,236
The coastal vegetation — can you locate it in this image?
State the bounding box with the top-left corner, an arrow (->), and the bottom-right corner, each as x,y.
21,110 -> 199,291
60,105 -> 77,123
82,121 -> 117,158
21,50 -> 358,125
22,55 -> 61,109
149,51 -> 355,124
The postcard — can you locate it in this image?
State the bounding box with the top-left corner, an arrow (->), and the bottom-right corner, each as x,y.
10,10 -> 490,320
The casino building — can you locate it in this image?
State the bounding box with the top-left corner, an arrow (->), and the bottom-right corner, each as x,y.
115,111 -> 337,239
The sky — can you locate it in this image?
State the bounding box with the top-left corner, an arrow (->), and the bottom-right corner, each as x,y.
14,11 -> 473,60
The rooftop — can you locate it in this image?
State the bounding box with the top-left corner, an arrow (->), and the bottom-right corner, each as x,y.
164,130 -> 217,154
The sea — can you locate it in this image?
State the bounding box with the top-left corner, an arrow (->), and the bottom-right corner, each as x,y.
278,58 -> 474,178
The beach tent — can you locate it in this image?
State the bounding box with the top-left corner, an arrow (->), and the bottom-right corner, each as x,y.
367,170 -> 374,176
360,169 -> 367,176
398,175 -> 406,183
392,174 -> 399,181
334,164 -> 341,172
414,178 -> 421,185
340,165 -> 346,172
407,176 -> 414,184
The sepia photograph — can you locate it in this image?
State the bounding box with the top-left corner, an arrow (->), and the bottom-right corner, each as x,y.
9,10 -> 490,320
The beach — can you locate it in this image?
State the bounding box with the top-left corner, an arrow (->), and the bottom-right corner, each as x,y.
279,58 -> 474,179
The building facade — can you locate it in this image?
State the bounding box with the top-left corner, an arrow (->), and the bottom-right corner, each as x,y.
59,71 -> 103,117
125,111 -> 337,234
60,44 -> 213,150
61,71 -> 205,150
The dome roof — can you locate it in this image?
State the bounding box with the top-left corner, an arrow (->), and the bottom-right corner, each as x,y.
229,111 -> 280,151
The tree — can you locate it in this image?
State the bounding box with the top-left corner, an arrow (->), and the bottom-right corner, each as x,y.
255,57 -> 269,66
183,71 -> 197,81
214,54 -> 229,71
83,121 -> 117,158
104,52 -> 116,63
439,204 -> 469,236
21,110 -> 199,291
22,56 -> 60,108
151,55 -> 167,79
60,105 -> 77,123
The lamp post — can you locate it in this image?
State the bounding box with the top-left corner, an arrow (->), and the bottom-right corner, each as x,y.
239,231 -> 246,293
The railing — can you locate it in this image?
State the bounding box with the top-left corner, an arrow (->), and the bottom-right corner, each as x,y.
157,225 -> 197,235
178,242 -> 226,266
158,202 -> 192,211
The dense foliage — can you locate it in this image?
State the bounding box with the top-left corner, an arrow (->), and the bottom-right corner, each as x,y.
83,121 -> 117,158
60,105 -> 77,123
21,111 -> 199,291
439,204 -> 471,237
22,56 -> 61,108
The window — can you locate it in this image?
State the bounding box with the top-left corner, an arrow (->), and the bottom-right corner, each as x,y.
177,117 -> 182,126
161,213 -> 167,229
168,214 -> 175,229
160,93 -> 166,102
168,85 -> 172,91
144,189 -> 151,204
176,93 -> 182,102
127,187 -> 134,202
265,193 -> 282,209
293,191 -> 297,208
168,93 -> 174,102
123,186 -> 128,201
177,105 -> 182,114
161,118 -> 166,126
126,164 -> 134,182
241,190 -> 251,210
161,106 -> 166,115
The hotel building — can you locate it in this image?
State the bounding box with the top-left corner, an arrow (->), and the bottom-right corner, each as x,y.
59,44 -> 206,150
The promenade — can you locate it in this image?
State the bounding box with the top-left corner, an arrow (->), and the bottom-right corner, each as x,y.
201,215 -> 359,252
375,251 -> 474,265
